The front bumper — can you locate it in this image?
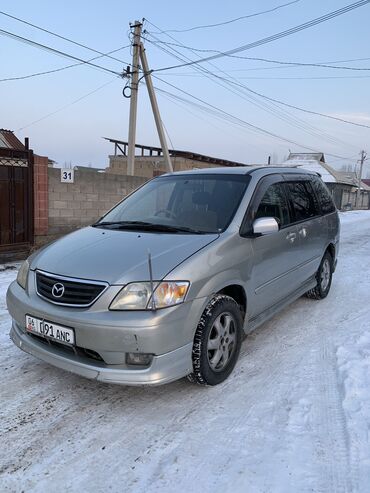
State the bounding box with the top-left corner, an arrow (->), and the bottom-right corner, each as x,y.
7,274 -> 208,385
10,320 -> 193,385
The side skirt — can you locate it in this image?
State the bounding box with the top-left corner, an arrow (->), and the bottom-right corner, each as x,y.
244,276 -> 317,335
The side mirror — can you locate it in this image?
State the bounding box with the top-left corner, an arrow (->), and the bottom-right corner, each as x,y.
252,217 -> 279,236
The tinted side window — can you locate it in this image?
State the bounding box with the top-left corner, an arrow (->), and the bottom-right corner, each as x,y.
286,181 -> 320,222
255,183 -> 290,227
310,176 -> 336,214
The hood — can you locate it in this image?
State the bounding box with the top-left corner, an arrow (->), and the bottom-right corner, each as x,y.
32,226 -> 219,284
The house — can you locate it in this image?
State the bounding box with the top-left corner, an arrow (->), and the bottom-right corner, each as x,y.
282,153 -> 370,210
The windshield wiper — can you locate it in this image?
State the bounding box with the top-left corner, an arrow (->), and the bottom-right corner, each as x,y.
92,220 -> 206,234
92,220 -> 152,227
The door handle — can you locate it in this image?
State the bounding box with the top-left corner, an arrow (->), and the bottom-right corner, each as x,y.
286,232 -> 297,243
299,227 -> 307,238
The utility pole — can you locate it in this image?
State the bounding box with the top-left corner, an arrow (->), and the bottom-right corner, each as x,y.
127,21 -> 142,176
356,150 -> 367,208
140,44 -> 173,173
126,21 -> 173,175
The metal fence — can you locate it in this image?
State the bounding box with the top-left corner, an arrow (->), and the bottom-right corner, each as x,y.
340,190 -> 370,210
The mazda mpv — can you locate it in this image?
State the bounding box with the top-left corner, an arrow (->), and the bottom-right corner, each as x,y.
7,167 -> 339,386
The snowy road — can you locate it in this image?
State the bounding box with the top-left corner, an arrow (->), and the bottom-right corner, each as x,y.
1,211 -> 370,493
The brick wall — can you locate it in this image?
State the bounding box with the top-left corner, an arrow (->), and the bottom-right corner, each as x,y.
33,155 -> 49,236
47,168 -> 147,235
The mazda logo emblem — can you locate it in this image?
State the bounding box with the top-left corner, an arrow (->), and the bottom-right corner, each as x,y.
52,282 -> 65,298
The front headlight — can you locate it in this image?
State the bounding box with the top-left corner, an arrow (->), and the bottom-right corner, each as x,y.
17,259 -> 30,290
110,281 -> 190,310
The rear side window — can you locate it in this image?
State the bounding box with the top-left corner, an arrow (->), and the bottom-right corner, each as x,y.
255,183 -> 290,227
310,176 -> 336,214
285,181 -> 320,222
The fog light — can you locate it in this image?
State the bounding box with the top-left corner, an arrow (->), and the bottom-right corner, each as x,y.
126,353 -> 153,366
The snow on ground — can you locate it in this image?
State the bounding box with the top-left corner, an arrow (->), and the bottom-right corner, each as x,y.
1,211 -> 370,493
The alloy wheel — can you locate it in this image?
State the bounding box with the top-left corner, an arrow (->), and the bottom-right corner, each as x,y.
207,312 -> 236,372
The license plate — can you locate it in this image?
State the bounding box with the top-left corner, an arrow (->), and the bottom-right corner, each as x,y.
26,315 -> 75,346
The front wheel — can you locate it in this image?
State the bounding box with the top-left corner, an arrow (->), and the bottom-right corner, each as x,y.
187,295 -> 243,386
305,251 -> 333,300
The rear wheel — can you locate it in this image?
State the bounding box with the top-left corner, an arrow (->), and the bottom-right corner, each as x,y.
305,251 -> 333,300
187,295 -> 243,386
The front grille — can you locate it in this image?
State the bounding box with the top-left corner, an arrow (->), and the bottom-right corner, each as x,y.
35,270 -> 107,307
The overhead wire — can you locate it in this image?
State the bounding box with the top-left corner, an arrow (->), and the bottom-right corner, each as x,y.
0,10 -> 131,66
151,1 -> 370,72
146,41 -> 370,72
0,45 -> 130,82
155,81 -> 352,157
0,28 -> 123,76
17,78 -> 118,131
144,26 -> 370,131
155,87 -> 232,135
161,118 -> 175,149
144,27 -> 361,152
0,18 -> 142,131
2,10 -> 363,160
156,72 -> 370,80
152,75 -> 353,160
150,82 -> 268,153
148,0 -> 301,33
206,75 -> 370,80
208,73 -> 370,130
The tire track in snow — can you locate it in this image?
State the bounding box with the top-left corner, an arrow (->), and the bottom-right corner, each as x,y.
125,306 -> 325,492
313,341 -> 353,493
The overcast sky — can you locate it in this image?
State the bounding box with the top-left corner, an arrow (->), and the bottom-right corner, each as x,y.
2,0 -> 370,175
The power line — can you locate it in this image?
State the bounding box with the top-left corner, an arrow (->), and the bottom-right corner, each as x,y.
148,0 -> 301,33
145,29 -> 370,131
245,74 -> 370,80
233,56 -> 370,68
144,29 -> 366,153
211,74 -> 370,130
152,82 -> 278,153
161,118 -> 175,149
154,85 -> 236,138
0,28 -> 122,76
152,1 -> 370,72
149,40 -> 351,149
17,78 -> 118,131
144,39 -> 370,72
159,82 -> 370,167
155,81 -> 354,161
0,45 -> 130,83
152,75 -> 352,160
146,31 -> 359,155
0,10 -> 130,66
156,73 -> 370,80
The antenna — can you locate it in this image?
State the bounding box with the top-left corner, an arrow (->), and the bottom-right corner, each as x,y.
147,249 -> 156,310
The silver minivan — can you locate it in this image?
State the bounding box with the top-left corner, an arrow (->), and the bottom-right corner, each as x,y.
7,167 -> 339,386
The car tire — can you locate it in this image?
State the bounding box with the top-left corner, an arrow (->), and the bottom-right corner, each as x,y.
187,294 -> 243,386
305,251 -> 333,300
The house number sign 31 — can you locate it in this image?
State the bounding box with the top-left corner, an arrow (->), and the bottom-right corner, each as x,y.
61,169 -> 74,183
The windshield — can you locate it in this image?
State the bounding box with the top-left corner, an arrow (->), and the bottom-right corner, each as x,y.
96,173 -> 250,233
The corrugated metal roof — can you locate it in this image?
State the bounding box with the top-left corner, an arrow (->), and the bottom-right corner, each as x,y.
283,155 -> 335,183
288,152 -> 325,163
283,152 -> 370,191
104,138 -> 249,167
0,129 -> 25,150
